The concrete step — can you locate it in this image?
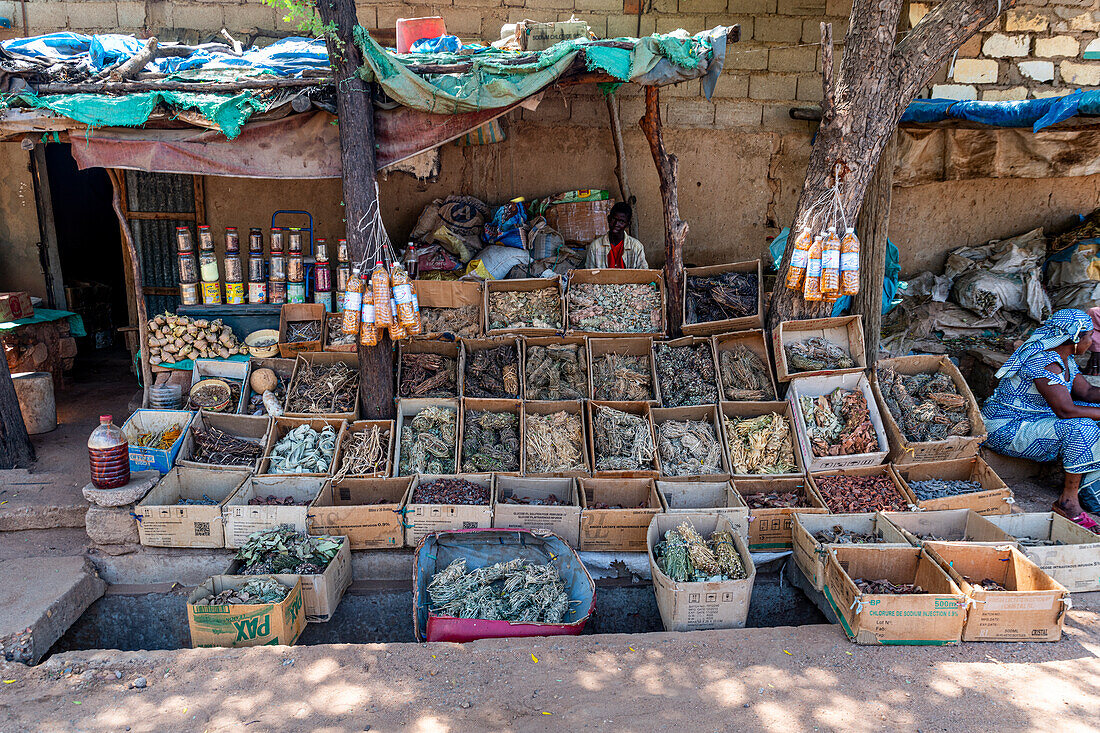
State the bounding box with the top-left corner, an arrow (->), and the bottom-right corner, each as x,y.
0,470 -> 87,531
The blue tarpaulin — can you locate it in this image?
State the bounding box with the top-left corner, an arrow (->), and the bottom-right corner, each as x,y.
901,90 -> 1100,132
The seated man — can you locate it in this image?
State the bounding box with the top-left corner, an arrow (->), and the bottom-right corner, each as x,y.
585,202 -> 649,269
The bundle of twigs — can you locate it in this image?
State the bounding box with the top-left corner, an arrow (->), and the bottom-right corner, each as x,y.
286,357 -> 358,414
190,425 -> 263,467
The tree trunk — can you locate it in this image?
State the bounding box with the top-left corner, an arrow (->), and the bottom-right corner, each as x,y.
768,0 -> 1016,327
852,133 -> 897,365
315,0 -> 395,419
0,356 -> 35,469
639,85 -> 687,335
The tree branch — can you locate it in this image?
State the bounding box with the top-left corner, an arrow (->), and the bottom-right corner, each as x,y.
820,22 -> 834,123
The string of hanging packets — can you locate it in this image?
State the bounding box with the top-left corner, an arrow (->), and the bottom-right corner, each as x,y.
338,193 -> 424,346
784,178 -> 861,302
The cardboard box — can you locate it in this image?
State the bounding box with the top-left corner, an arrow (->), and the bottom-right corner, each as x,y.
713,329 -> 778,402
924,541 -> 1068,642
823,546 -> 966,645
485,276 -> 565,336
284,352 -> 359,420
892,457 -> 1013,515
460,398 -> 523,474
222,475 -> 325,549
565,269 -> 666,337
650,405 -> 731,479
493,476 -> 581,547
322,312 -> 356,353
175,411 -> 270,472
523,336 -> 590,401
681,260 -> 764,336
122,409 -> 194,474
787,372 -> 889,472
774,315 -> 866,382
653,336 -> 721,407
986,512 -> 1100,592
587,336 -> 658,403
258,417 -> 346,477
403,473 -> 494,547
228,535 -> 352,623
460,337 -> 523,400
331,420 -> 394,478
791,512 -> 912,591
135,466 -> 250,548
394,398 -> 460,476
518,19 -> 589,51
523,400 -> 591,477
278,303 -> 326,357
244,357 -> 295,416
656,479 -> 748,538
735,475 -> 826,551
187,575 -> 304,648
719,401 -> 805,479
808,464 -> 916,514
412,278 -> 483,339
588,400 -> 658,477
883,508 -> 1016,547
311,476 -> 412,549
398,340 -> 462,399
191,358 -> 251,414
647,513 -> 756,632
0,291 -> 34,321
577,477 -> 660,552
872,355 -> 987,464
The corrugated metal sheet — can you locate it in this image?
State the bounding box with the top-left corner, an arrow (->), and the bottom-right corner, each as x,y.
124,170 -> 196,315
125,171 -> 195,213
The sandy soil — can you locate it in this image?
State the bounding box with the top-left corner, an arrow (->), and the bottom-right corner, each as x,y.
2,615 -> 1099,733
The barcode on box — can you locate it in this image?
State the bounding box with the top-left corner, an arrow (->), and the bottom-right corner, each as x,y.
195,522 -> 211,537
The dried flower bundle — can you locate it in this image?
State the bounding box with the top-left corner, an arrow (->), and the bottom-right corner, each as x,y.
428,558 -> 570,623
654,521 -> 747,582
525,411 -> 585,473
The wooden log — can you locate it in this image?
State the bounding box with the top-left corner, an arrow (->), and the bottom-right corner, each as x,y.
852,133 -> 897,365
110,37 -> 158,82
315,0 -> 395,419
0,354 -> 35,469
639,85 -> 687,336
36,78 -> 326,94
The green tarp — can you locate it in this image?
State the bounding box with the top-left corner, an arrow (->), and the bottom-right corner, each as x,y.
0,307 -> 86,337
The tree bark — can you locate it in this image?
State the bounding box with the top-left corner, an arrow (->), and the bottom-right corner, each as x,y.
852,133 -> 897,365
107,168 -> 152,407
0,355 -> 35,469
315,0 -> 395,419
639,85 -> 687,335
768,0 -> 1016,327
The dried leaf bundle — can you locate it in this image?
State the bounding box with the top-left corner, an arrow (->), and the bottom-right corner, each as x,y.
464,344 -> 520,399
656,419 -> 723,476
722,413 -> 797,475
420,304 -> 479,338
877,366 -> 971,442
592,353 -> 652,401
488,288 -> 562,330
719,345 -> 775,401
593,405 -> 655,472
525,344 -> 587,400
654,522 -> 747,582
654,342 -> 719,407
525,410 -> 585,473
785,337 -> 854,373
685,271 -> 758,324
399,405 -> 457,475
568,283 -> 661,333
400,352 -> 457,398
461,410 -> 520,472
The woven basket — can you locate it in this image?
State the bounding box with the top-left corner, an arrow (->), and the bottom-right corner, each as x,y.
546,200 -> 613,245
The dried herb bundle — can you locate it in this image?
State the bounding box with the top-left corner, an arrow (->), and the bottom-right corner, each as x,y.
190,425 -> 263,467
654,522 -> 747,582
593,405 -> 655,472
814,475 -> 909,513
400,352 -> 457,398
399,405 -> 457,475
719,345 -> 775,401
413,478 -> 489,505
654,342 -> 719,407
428,558 -> 569,623
877,366 -> 971,442
286,358 -> 357,415
745,491 -> 801,509
785,337 -> 855,373
525,344 -> 587,400
488,288 -> 562,330
723,413 -> 797,475
798,388 -> 879,457
568,283 -> 662,333
685,271 -> 758,324
236,527 -> 342,575
854,578 -> 924,595
193,577 -> 289,606
813,525 -> 887,544
592,353 -> 652,401
325,313 -> 355,348
461,410 -> 520,472
525,411 -> 585,473
656,419 -> 723,476
464,344 -> 520,399
266,423 -> 337,474
420,304 -> 480,338
334,425 -> 389,479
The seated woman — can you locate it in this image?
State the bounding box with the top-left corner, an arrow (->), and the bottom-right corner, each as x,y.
983,308 -> 1100,531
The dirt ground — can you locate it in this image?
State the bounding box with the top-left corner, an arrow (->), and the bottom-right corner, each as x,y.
2,614 -> 1099,733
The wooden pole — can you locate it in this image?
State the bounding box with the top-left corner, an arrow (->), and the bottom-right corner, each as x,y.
107,168 -> 153,406
852,133 -> 897,365
29,146 -> 66,310
315,0 -> 395,419
639,85 -> 687,336
0,354 -> 36,469
605,93 -> 638,240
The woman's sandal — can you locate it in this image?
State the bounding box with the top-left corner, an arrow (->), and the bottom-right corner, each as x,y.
1052,501 -> 1100,533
